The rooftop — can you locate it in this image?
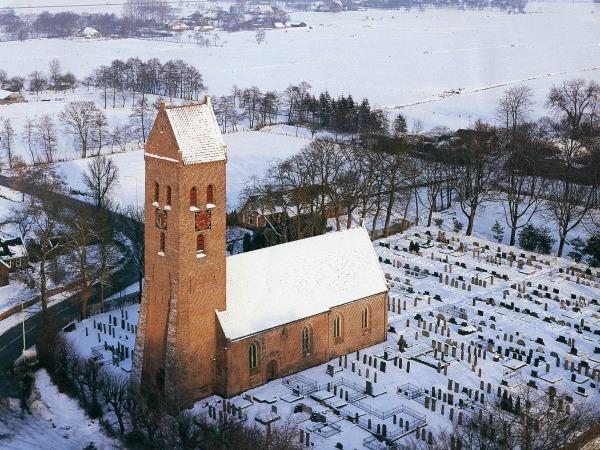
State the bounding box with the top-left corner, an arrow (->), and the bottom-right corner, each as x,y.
164,98 -> 226,165
217,227 -> 388,340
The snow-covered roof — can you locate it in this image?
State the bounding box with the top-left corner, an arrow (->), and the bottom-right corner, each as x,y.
0,89 -> 20,99
0,232 -> 27,261
164,99 -> 226,165
79,26 -> 100,37
218,227 -> 388,340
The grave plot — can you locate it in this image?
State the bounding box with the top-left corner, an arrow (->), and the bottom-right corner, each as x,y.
63,226 -> 600,449
63,303 -> 139,374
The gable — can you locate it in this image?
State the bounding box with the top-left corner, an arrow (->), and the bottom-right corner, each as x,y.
145,106 -> 181,162
217,227 -> 388,340
165,100 -> 226,165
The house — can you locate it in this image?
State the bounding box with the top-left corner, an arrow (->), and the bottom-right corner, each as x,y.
249,4 -> 274,15
77,26 -> 101,39
131,98 -> 388,410
194,25 -> 215,32
168,19 -> 189,32
0,89 -> 25,105
0,232 -> 28,273
237,188 -> 337,230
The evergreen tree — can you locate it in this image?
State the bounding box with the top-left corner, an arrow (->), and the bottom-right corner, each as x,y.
242,232 -> 254,252
393,113 -> 407,136
491,221 -> 505,243
567,237 -> 586,263
583,233 -> 600,267
518,224 -> 538,252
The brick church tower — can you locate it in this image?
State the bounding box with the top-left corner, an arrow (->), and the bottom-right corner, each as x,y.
131,98 -> 227,409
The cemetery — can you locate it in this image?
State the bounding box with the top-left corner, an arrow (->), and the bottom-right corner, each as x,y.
63,227 -> 600,449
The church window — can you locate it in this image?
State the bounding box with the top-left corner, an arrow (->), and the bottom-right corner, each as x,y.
248,342 -> 258,370
333,315 -> 342,338
166,185 -> 172,206
190,187 -> 198,208
301,325 -> 312,354
196,234 -> 205,253
159,232 -> 165,254
207,184 -> 214,205
153,182 -> 160,203
361,307 -> 370,329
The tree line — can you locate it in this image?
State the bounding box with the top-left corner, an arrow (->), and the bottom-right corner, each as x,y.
213,82 -> 388,136
240,79 -> 600,261
0,7 -> 166,41
85,57 -> 206,106
25,319 -> 301,449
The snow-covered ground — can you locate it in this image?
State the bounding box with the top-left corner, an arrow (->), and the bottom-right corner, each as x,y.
62,226 -> 600,449
55,129 -> 309,210
0,3 -> 598,130
0,369 -> 120,450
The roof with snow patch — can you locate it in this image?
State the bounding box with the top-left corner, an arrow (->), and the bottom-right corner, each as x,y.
164,99 -> 226,165
0,232 -> 27,261
217,227 -> 388,340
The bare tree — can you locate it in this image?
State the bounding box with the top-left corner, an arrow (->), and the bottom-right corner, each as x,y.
91,109 -> 109,156
116,204 -> 144,300
28,70 -> 47,94
22,117 -> 37,165
34,115 -> 58,163
9,164 -> 66,314
418,157 -> 447,227
545,79 -> 600,256
82,155 -> 120,208
48,58 -> 61,91
100,372 -> 129,435
497,85 -> 533,146
59,101 -> 101,158
129,95 -> 151,144
452,121 -> 501,236
63,206 -> 104,318
0,117 -> 16,169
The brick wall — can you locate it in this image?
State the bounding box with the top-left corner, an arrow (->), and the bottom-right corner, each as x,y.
134,104 -> 227,410
219,291 -> 387,397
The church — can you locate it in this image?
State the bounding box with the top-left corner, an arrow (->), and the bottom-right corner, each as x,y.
131,98 -> 389,410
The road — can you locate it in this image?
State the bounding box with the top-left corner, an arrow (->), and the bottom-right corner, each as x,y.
0,173 -> 143,398
0,264 -> 139,397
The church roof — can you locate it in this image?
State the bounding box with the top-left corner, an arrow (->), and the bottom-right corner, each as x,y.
164,99 -> 226,165
217,227 -> 388,341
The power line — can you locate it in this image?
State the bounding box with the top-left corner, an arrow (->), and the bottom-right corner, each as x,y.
0,1 -> 205,11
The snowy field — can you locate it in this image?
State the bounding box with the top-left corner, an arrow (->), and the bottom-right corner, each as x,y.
0,2 -> 598,129
55,129 -> 310,209
60,226 -> 600,449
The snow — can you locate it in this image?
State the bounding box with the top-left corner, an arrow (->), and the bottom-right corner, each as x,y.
0,3 -> 598,130
64,224 -> 600,448
0,369 -> 119,450
218,227 -> 387,340
55,129 -> 309,210
163,100 -> 226,165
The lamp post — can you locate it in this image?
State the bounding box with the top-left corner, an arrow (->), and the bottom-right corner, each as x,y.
21,300 -> 26,352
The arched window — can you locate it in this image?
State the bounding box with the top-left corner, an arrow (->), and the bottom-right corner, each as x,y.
153,182 -> 160,203
159,232 -> 165,253
361,307 -> 370,329
248,342 -> 258,370
190,186 -> 198,207
301,325 -> 312,354
206,184 -> 214,204
333,315 -> 342,338
166,185 -> 172,206
196,234 -> 205,253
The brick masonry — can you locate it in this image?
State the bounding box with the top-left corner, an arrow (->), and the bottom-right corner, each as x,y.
133,100 -> 388,409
